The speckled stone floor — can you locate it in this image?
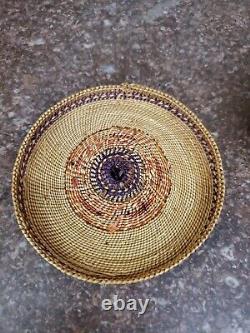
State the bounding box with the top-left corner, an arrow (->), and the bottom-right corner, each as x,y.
0,1 -> 249,332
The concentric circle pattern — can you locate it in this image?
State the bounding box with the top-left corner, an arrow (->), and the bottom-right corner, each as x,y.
12,84 -> 224,284
65,126 -> 171,232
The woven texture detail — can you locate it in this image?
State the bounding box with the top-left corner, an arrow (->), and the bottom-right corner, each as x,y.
12,83 -> 225,284
65,126 -> 171,232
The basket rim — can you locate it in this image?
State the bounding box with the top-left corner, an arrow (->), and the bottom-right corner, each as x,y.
12,83 -> 225,284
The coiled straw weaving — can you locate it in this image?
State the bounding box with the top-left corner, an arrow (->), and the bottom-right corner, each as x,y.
12,83 -> 225,284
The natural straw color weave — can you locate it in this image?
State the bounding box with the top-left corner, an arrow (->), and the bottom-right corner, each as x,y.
12,83 -> 225,284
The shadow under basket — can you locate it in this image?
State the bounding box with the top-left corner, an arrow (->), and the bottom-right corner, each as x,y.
12,83 -> 225,284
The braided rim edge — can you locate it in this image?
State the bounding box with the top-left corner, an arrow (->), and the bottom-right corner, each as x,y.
12,83 -> 225,284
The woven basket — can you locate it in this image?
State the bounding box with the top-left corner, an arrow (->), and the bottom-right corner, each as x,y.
12,83 -> 224,284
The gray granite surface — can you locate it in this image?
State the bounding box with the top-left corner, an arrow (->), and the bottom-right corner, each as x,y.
0,0 -> 249,332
